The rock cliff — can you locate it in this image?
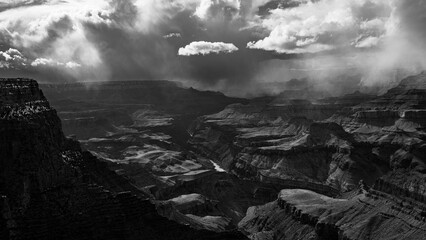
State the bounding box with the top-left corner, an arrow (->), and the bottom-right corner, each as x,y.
10,72 -> 425,239
239,188 -> 426,240
0,78 -> 248,240
188,105 -> 388,193
188,72 -> 426,196
234,72 -> 426,239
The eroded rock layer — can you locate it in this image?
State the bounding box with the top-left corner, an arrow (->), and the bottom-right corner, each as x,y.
11,72 -> 426,240
189,73 -> 426,197
0,78 -> 248,240
38,79 -> 269,231
239,187 -> 426,240
184,72 -> 426,240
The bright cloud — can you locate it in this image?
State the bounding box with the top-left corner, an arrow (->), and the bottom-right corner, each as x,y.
247,0 -> 394,54
0,48 -> 27,68
0,0 -> 109,74
178,41 -> 239,56
31,58 -> 81,69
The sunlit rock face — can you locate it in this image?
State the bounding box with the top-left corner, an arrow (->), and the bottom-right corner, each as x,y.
239,188 -> 426,240
157,193 -> 234,232
0,78 -> 248,240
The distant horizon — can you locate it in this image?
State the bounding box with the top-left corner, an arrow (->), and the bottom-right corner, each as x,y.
4,69 -> 424,100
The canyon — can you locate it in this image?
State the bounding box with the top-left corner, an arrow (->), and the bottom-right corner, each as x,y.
1,72 -> 426,239
0,79 -> 247,239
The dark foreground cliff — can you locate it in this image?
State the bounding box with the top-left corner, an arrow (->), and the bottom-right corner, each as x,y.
0,78 -> 247,240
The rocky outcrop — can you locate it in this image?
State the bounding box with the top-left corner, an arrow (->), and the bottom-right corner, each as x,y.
373,170 -> 426,204
236,72 -> 426,240
189,107 -> 388,192
38,80 -> 273,233
0,79 -> 45,104
354,110 -> 400,126
393,71 -> 426,91
350,72 -> 426,112
325,73 -> 426,145
239,188 -> 426,240
188,72 -> 426,198
0,79 -> 73,210
0,78 -> 248,240
40,81 -> 246,142
401,110 -> 426,124
319,91 -> 376,106
158,194 -> 220,217
157,193 -> 235,232
10,71 -> 425,239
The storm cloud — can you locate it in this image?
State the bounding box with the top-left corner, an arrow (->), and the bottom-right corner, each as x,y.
0,0 -> 425,96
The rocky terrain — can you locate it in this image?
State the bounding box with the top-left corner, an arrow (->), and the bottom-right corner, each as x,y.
38,80 -> 277,232
239,187 -> 426,240
188,72 -> 426,239
0,78 -> 248,239
41,81 -> 245,140
188,91 -> 387,192
9,71 -> 424,239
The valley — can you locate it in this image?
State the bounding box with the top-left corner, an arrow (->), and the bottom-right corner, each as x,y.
1,73 -> 426,239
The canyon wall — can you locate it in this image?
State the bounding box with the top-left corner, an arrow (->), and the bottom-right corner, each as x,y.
0,78 -> 248,240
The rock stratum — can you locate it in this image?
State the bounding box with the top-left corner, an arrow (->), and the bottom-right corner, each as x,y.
239,187 -> 426,240
189,73 -> 426,193
38,79 -> 285,233
187,72 -> 426,239
9,72 -> 425,240
0,78 -> 248,240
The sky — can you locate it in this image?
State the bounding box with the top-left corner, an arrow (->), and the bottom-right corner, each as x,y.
0,0 -> 425,97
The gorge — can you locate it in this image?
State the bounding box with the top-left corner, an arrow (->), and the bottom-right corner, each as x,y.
1,72 -> 426,239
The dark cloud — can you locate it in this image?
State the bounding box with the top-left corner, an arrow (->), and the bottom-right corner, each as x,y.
0,0 -> 425,97
257,0 -> 306,16
108,0 -> 139,26
82,0 -> 275,90
397,1 -> 426,44
353,0 -> 391,20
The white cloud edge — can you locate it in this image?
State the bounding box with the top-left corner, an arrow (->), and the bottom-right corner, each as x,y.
31,58 -> 81,69
178,41 -> 239,56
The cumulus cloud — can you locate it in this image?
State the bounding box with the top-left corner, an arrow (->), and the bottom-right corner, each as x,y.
178,41 -> 238,56
1,48 -> 23,61
0,48 -> 27,68
0,0 -> 257,86
0,0 -> 109,79
243,0 -> 426,95
0,0 -> 425,97
247,0 -> 392,54
31,58 -> 81,69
